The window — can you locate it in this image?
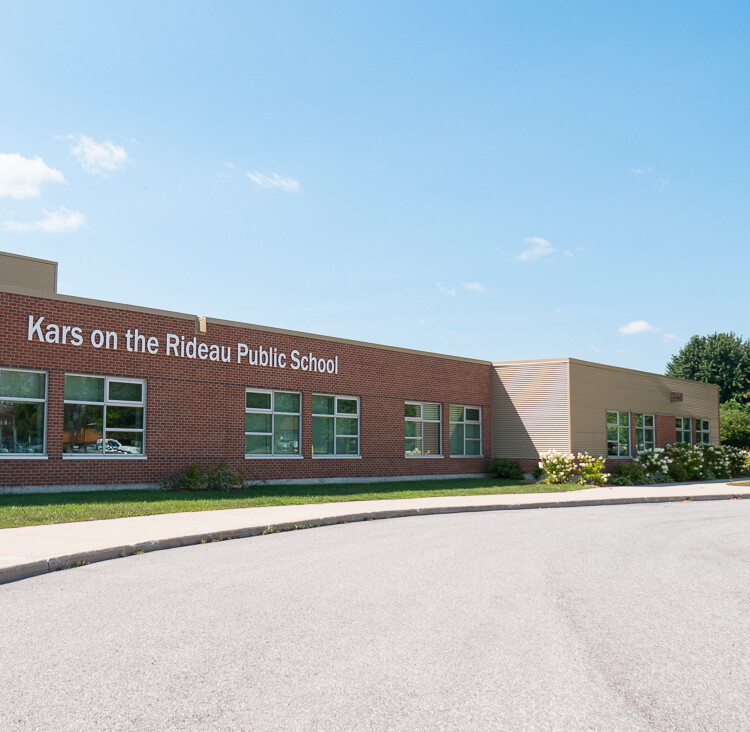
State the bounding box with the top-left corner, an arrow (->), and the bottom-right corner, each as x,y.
0,369 -> 46,455
676,417 -> 692,444
607,411 -> 630,457
405,402 -> 441,456
64,375 -> 145,456
695,419 -> 710,444
449,405 -> 481,456
245,389 -> 301,456
312,395 -> 359,456
635,414 -> 655,452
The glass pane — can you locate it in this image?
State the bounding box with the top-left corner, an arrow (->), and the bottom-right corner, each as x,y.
65,375 -> 104,402
466,408 -> 480,422
405,438 -> 420,454
422,403 -> 440,421
405,404 -> 420,418
246,391 -> 271,410
405,421 -> 421,437
607,426 -> 618,441
449,405 -> 464,422
0,370 -> 45,399
104,432 -> 143,454
337,398 -> 357,415
312,395 -> 334,415
106,406 -> 144,430
336,417 -> 358,436
273,415 -> 299,454
336,437 -> 359,455
245,434 -> 271,454
607,442 -> 617,456
607,412 -> 617,425
274,392 -> 300,414
423,422 -> 440,454
465,440 -> 480,456
108,381 -> 142,402
465,423 -> 480,439
449,423 -> 464,455
0,401 -> 45,453
619,412 -> 629,427
245,413 -> 271,433
63,404 -> 104,453
635,414 -> 644,428
312,416 -> 334,455
645,415 -> 654,428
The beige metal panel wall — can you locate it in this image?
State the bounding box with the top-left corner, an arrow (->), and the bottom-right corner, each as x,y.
492,360 -> 570,458
569,359 -> 720,454
0,252 -> 57,293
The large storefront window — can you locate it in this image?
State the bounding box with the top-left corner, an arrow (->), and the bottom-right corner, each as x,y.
0,369 -> 46,455
449,405 -> 481,456
312,395 -> 359,456
607,410 -> 630,457
405,402 -> 441,456
63,375 -> 145,455
245,389 -> 301,456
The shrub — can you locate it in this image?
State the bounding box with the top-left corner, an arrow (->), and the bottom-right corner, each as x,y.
611,461 -> 647,486
184,460 -> 206,491
635,448 -> 671,478
538,450 -> 577,484
698,444 -> 731,479
720,400 -> 750,448
575,453 -> 609,486
665,443 -> 704,481
487,458 -> 524,481
204,460 -> 244,491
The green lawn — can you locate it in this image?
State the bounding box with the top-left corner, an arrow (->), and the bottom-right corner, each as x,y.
0,478 -> 586,529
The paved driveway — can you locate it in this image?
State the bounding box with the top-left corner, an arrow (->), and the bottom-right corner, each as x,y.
1,501 -> 748,731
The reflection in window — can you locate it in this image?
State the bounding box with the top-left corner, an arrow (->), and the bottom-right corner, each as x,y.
312,395 -> 359,456
0,369 -> 46,455
449,405 -> 481,456
245,389 -> 301,456
63,375 -> 145,455
405,402 -> 441,456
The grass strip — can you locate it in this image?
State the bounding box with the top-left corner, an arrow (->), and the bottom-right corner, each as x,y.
0,479 -> 586,529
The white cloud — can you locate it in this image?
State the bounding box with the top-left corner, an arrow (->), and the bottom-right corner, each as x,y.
663,333 -> 678,342
619,320 -> 659,335
247,170 -> 300,193
462,282 -> 486,292
517,237 -> 554,261
629,167 -> 653,176
564,250 -> 574,257
3,207 -> 86,233
68,135 -> 127,175
435,282 -> 456,296
588,345 -> 600,352
0,153 -> 66,198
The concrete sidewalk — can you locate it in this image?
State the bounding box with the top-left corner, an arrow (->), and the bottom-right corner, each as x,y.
1,481 -> 747,585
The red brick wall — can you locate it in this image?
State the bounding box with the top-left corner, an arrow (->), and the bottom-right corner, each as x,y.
1,292 -> 493,487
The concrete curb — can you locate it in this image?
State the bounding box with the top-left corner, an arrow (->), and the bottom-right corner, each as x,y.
1,490 -> 746,586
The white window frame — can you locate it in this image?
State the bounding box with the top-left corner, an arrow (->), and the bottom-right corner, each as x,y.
0,367 -> 48,459
245,388 -> 302,458
634,414 -> 655,452
676,417 -> 692,445
63,374 -> 147,458
607,410 -> 631,457
312,394 -> 361,458
695,419 -> 710,444
405,401 -> 442,457
449,405 -> 482,457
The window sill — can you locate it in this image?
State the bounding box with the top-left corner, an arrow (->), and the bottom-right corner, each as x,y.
448,454 -> 484,458
0,454 -> 48,460
245,455 -> 304,460
63,454 -> 148,460
405,454 -> 444,459
312,455 -> 362,459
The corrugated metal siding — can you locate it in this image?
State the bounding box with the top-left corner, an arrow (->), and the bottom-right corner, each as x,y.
569,359 -> 721,455
0,252 -> 57,293
492,360 -> 570,458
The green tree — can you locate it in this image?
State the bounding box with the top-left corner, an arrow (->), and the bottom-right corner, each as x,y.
719,400 -> 750,448
665,332 -> 750,404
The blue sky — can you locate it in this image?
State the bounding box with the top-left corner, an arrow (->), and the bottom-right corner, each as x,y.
1,1 -> 748,373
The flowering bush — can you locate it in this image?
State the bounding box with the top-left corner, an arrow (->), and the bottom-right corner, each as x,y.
538,450 -> 609,485
665,443 -> 704,481
723,445 -> 750,476
538,450 -> 577,484
575,452 -> 609,486
635,447 -> 671,478
698,444 -> 731,478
